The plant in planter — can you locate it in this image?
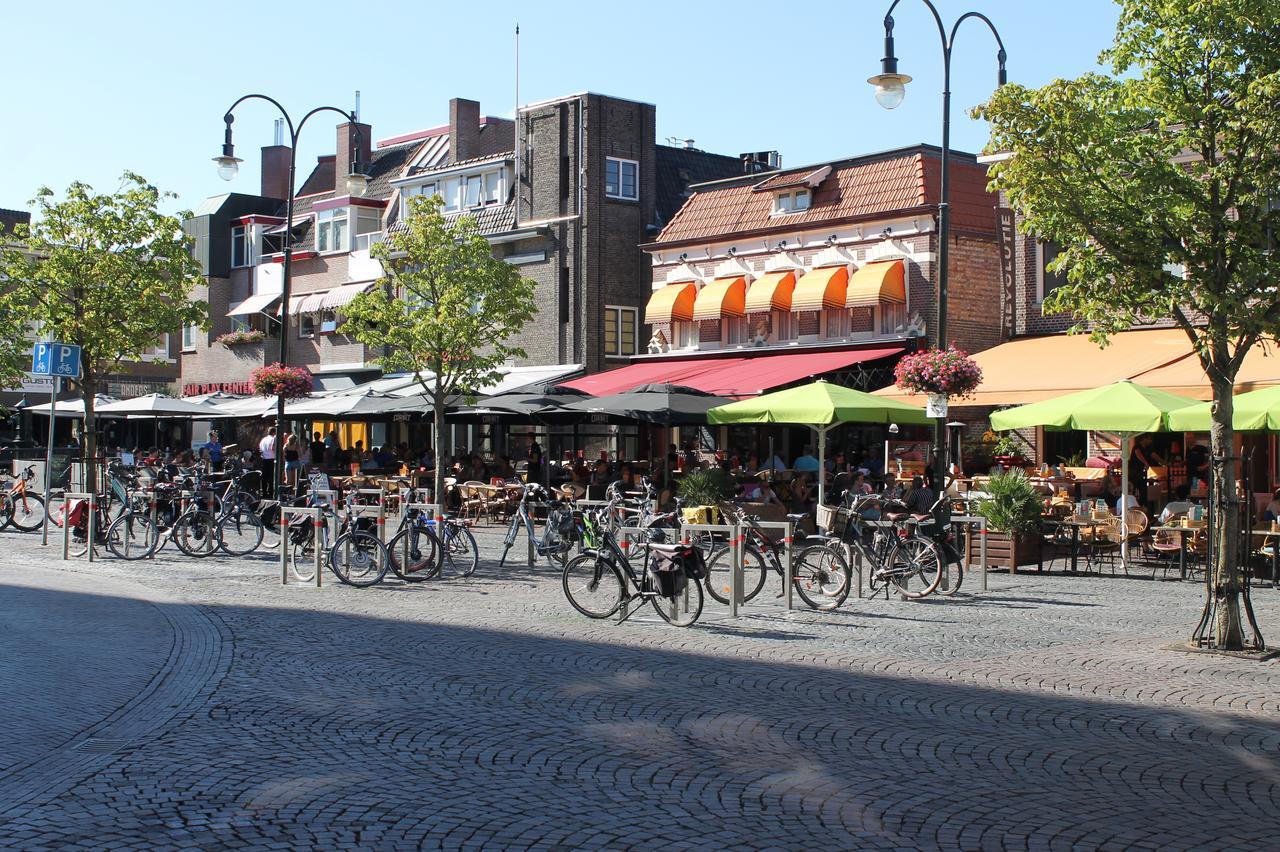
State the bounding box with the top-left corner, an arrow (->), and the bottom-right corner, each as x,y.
216,328 -> 265,347
677,468 -> 733,525
971,469 -> 1044,572
250,363 -> 313,399
990,433 -> 1029,467
893,347 -> 983,399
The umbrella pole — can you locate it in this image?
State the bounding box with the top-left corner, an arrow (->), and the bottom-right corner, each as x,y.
817,426 -> 827,506
1120,433 -> 1130,569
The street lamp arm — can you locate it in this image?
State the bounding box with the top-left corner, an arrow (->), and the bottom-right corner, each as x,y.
948,11 -> 1008,76
884,0 -> 948,52
294,105 -> 359,145
222,93 -> 297,141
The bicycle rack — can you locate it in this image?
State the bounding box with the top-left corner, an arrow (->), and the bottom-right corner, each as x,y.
951,514 -> 989,592
60,491 -> 94,561
392,502 -> 442,569
677,522 -> 744,616
280,505 -> 324,588
354,488 -> 387,541
750,520 -> 797,611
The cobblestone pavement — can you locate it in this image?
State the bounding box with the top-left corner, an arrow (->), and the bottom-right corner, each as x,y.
1,525 -> 1278,850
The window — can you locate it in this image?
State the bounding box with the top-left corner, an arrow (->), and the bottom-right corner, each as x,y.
723,316 -> 747,345
483,170 -> 502,204
604,306 -> 637,357
140,335 -> 170,361
231,225 -> 249,267
605,157 -> 639,200
299,314 -> 316,337
773,189 -> 810,215
1037,241 -> 1068,302
353,207 -> 382,250
441,177 -> 462,212
464,175 -> 483,208
181,323 -> 199,351
879,302 -> 906,336
773,310 -> 796,341
316,208 -> 350,253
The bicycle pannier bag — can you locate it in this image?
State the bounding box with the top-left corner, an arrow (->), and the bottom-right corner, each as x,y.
647,546 -> 689,598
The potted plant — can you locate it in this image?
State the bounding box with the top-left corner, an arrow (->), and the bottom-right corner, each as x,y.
990,433 -> 1029,468
971,469 -> 1044,572
250,363 -> 313,399
893,346 -> 983,416
216,329 -> 266,347
677,468 -> 732,525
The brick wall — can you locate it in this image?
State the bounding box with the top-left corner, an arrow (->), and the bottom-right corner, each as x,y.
946,233 -> 1004,355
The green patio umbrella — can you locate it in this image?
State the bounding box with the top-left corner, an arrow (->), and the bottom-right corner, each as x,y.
707,380 -> 929,504
990,380 -> 1198,566
1167,385 -> 1280,432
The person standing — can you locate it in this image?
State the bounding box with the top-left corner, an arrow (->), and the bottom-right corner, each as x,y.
525,432 -> 544,484
258,427 -> 278,497
202,430 -> 224,471
1129,434 -> 1163,508
310,431 -> 326,467
283,433 -> 301,490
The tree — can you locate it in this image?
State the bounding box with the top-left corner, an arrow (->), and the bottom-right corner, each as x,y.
0,173 -> 207,494
344,194 -> 537,503
977,0 -> 1280,650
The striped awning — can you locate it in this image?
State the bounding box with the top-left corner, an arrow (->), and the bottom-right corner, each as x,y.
846,260 -> 905,307
691,276 -> 747,321
644,281 -> 697,324
743,270 -> 796,314
226,292 -> 281,317
791,266 -> 848,312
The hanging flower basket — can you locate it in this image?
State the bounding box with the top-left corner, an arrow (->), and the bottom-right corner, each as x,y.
894,347 -> 983,399
250,363 -> 313,399
216,329 -> 265,347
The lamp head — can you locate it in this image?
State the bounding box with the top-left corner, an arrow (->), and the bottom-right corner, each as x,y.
868,72 -> 911,110
888,423 -> 900,435
214,113 -> 241,181
345,169 -> 370,198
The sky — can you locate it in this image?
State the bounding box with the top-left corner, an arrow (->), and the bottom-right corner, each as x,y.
2,0 -> 1122,216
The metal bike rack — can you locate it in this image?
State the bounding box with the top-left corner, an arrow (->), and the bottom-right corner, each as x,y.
951,514 -> 989,592
751,520 -> 797,611
677,522 -> 742,616
279,505 -> 324,588
354,488 -> 387,541
392,502 -> 443,570
61,492 -> 93,561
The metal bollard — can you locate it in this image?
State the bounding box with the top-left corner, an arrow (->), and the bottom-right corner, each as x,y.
313,513 -> 324,587
86,493 -> 96,563
279,514 -> 290,584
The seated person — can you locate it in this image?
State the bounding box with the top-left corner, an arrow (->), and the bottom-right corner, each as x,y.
1159,484 -> 1194,523
492,455 -> 516,480
615,463 -> 638,493
1116,481 -> 1140,515
792,446 -> 820,473
373,445 -> 396,468
1263,488 -> 1280,523
788,474 -> 814,514
571,463 -> 591,486
903,475 -> 936,514
880,472 -> 905,502
590,459 -> 612,487
847,470 -> 874,497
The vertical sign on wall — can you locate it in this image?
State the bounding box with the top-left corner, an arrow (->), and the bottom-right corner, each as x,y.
996,207 -> 1017,339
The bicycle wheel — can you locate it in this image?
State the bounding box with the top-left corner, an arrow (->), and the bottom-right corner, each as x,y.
106,513 -> 159,560
217,508 -> 265,556
442,525 -> 478,577
886,536 -> 943,599
387,525 -> 441,582
561,554 -> 625,618
328,530 -> 389,587
702,544 -> 769,605
8,492 -> 46,532
933,546 -> 965,597
288,527 -> 318,583
174,511 -> 220,558
793,544 -> 852,611
0,493 -> 13,529
650,576 -> 703,627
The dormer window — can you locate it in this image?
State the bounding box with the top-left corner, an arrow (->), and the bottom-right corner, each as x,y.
316,207 -> 349,253
773,189 -> 810,215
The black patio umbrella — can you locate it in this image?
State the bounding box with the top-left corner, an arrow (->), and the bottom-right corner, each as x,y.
449,383 -> 591,425
561,383 -> 727,425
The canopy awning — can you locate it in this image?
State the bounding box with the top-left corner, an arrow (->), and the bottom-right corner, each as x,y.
846,260 -> 905,307
874,328 -> 1198,406
692,276 -> 747,321
317,281 -> 377,310
791,266 -> 848,312
744,270 -> 796,314
559,346 -> 904,398
227,292 -> 282,317
644,281 -> 697,324
1130,340 -> 1280,399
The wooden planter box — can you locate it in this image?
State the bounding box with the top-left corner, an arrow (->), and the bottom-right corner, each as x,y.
968,529 -> 1041,573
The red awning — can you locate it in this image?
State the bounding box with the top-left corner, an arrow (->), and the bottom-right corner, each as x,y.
560,347 -> 904,398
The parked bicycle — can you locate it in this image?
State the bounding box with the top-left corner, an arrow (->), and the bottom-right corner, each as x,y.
385,489 -> 479,580
286,488 -> 390,587
498,482 -> 575,568
0,464 -> 48,532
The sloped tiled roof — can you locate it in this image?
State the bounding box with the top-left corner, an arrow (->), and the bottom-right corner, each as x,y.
388,201 -> 517,240
653,145 -> 747,228
650,145 -> 996,247
0,207 -> 31,236
751,166 -> 830,192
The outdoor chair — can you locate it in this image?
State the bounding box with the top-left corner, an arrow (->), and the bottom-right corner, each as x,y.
1147,512 -> 1186,579
459,481 -> 488,523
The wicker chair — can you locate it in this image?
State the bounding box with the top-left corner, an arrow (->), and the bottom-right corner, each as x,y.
1148,512 -> 1187,578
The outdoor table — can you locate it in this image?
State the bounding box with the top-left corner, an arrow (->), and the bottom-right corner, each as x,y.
1151,524 -> 1195,580
1056,518 -> 1105,573
1249,529 -> 1280,588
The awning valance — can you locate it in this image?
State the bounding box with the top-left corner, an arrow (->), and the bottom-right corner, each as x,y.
846,260 -> 905,307
692,276 -> 746,321
317,282 -> 376,310
791,266 -> 848,312
226,292 -> 282,318
644,281 -> 697,324
744,270 -> 796,313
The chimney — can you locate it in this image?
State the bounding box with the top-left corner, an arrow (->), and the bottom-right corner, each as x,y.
449,98 -> 481,162
335,120 -> 372,194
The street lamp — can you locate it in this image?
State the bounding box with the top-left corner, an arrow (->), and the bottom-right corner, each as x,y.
871,0 -> 1007,514
214,95 -> 362,499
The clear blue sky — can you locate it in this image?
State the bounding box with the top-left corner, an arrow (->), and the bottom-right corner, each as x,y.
2,0 -> 1121,215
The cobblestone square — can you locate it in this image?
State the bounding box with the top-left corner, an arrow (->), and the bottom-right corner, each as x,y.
1,527 -> 1278,850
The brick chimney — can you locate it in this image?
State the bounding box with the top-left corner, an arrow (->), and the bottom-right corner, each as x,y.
335,121 -> 372,193
260,145 -> 290,200
449,98 -> 480,162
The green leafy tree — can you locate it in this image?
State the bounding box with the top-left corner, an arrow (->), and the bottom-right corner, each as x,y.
0,173 -> 207,493
977,0 -> 1280,650
344,194 -> 537,502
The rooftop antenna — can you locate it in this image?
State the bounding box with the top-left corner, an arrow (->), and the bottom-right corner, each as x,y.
354,90 -> 361,121
514,23 -> 521,228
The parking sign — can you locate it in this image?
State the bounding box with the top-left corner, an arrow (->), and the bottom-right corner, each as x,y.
30,342 -> 80,378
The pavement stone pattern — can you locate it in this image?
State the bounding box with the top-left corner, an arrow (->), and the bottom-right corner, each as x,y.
0,523 -> 1277,850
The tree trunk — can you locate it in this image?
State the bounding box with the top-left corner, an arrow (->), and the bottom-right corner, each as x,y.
81,373 -> 98,499
1207,372 -> 1244,650
433,392 -> 446,510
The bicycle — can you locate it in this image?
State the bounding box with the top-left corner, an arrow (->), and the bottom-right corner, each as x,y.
385,490 -> 479,581
287,489 -> 390,587
497,482 -> 575,568
841,494 -> 946,600
0,464 -> 48,532
561,506 -> 704,627
702,504 -> 853,611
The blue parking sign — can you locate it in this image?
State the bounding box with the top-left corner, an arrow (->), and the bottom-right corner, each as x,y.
31,342 -> 80,378
31,343 -> 51,376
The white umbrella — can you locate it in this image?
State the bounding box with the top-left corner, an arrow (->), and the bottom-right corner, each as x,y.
97,393 -> 220,418
27,395 -> 121,417
273,389 -> 405,419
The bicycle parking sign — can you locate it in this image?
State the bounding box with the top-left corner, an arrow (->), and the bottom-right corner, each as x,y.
31,342 -> 81,378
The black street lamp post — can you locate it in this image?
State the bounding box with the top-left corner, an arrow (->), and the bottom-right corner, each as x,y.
869,0 -> 1007,508
213,95 -> 368,498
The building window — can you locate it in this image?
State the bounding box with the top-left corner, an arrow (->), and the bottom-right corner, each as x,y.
723,316 -> 747,345
605,157 -> 639,200
441,177 -> 462,212
483,170 -> 502,204
773,189 -> 810,215
825,309 -> 847,338
140,335 -> 170,361
604,306 -> 637,357
182,323 -> 199,351
316,208 -> 349,253
231,225 -> 250,267
353,207 -> 382,250
299,314 -> 316,338
1037,241 -> 1068,302
773,310 -> 796,342
878,302 -> 905,335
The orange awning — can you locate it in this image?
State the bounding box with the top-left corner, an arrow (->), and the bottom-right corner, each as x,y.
846,260 -> 905,307
744,270 -> 795,313
791,266 -> 848,312
692,276 -> 746,321
873,328 -> 1198,406
1130,340 -> 1280,399
644,281 -> 697,324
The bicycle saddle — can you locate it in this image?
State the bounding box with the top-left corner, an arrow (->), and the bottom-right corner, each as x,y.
882,512 -> 910,521
785,512 -> 808,522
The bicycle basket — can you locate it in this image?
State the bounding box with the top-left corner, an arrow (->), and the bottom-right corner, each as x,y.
647,546 -> 690,599
816,504 -> 852,537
